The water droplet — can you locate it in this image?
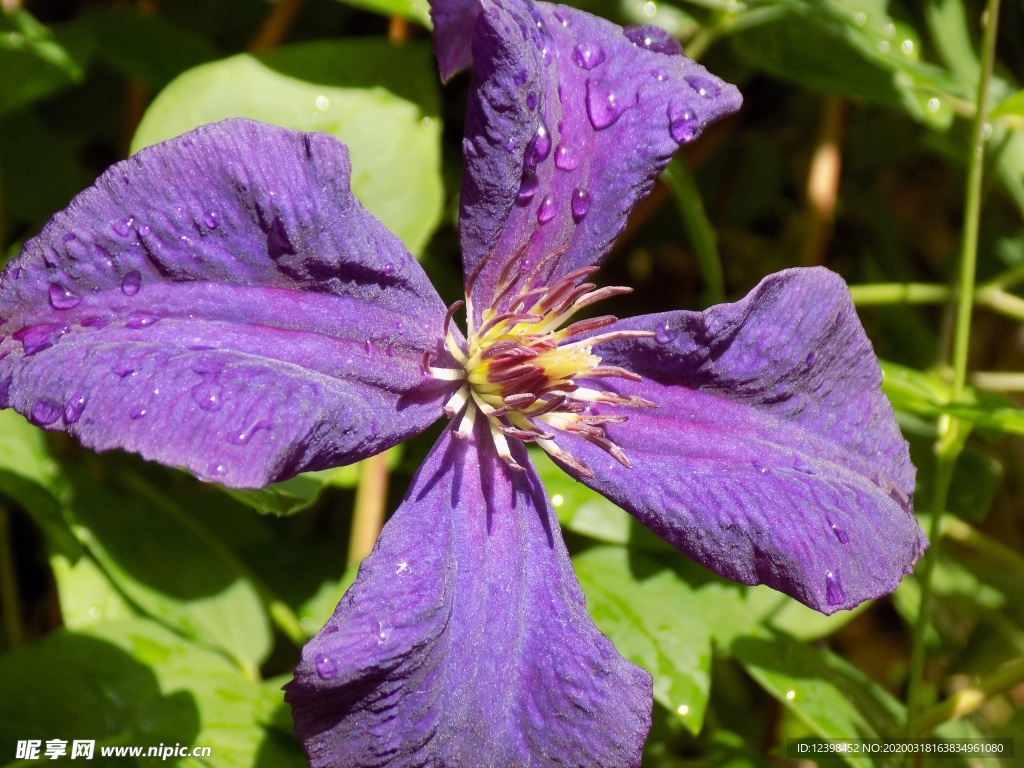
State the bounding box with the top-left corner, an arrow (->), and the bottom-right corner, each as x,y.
853,11 -> 866,25
513,69 -> 528,87
793,456 -> 814,474
553,9 -> 570,26
901,39 -> 913,54
586,79 -> 637,129
364,339 -> 375,357
202,211 -> 219,229
48,283 -> 82,310
315,94 -> 330,111
121,270 -> 142,296
516,167 -> 540,202
643,1 -> 657,16
382,263 -> 394,276
832,524 -> 850,544
785,689 -> 796,701
652,69 -> 667,82
927,97 -> 941,113
571,188 -> 590,222
15,324 -> 63,356
229,419 -> 271,445
805,350 -> 816,366
191,381 -> 223,411
878,40 -> 890,53
207,462 -> 227,477
537,195 -> 556,223
62,233 -> 76,243
669,103 -> 699,143
125,312 -> 159,329
315,655 -> 337,680
129,404 -> 147,420
63,394 -> 87,424
825,571 -> 844,606
526,91 -> 538,110
655,323 -> 677,344
80,315 -> 111,329
685,76 -> 720,99
526,123 -> 551,165
573,42 -> 606,70
31,398 -> 61,425
137,224 -> 151,237
554,143 -> 581,171
982,122 -> 993,139
883,22 -> 895,38
111,217 -> 134,237
622,25 -> 683,55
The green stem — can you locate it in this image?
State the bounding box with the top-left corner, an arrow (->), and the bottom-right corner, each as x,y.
0,505 -> 25,650
662,157 -> 725,305
348,453 -> 389,568
904,0 -> 1002,745
912,658 -> 1024,736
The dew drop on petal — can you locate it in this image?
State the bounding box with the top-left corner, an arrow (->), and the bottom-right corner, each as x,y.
137,224 -> 151,237
513,69 -> 528,86
793,456 -> 815,475
516,167 -> 540,202
80,315 -> 111,329
526,123 -> 552,165
63,393 -> 87,424
125,311 -> 160,329
15,324 -> 63,356
191,381 -> 223,411
622,24 -> 684,55
207,462 -> 227,477
655,323 -> 677,344
554,143 -> 581,171
111,217 -> 134,237
573,42 -> 606,70
833,525 -> 850,544
685,76 -> 720,99
48,283 -> 82,310
537,195 -> 556,223
129,404 -> 147,420
62,232 -> 76,243
571,188 -> 591,222
31,398 -> 61,425
230,419 -> 271,445
668,103 -> 699,144
825,571 -> 844,606
526,91 -> 538,110
586,79 -> 637,129
315,655 -> 337,680
121,270 -> 142,296
202,211 -> 219,229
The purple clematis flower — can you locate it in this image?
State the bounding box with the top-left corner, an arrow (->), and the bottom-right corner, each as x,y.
0,0 -> 926,765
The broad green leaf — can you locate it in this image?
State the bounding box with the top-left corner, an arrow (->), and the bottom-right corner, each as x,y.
0,619 -> 304,768
573,546 -> 711,734
131,39 -> 442,256
531,449 -> 632,544
297,563 -> 359,638
0,410 -> 76,555
51,552 -> 136,629
223,447 -> 401,516
732,631 -> 905,768
335,0 -> 431,26
83,7 -> 220,89
925,0 -> 979,91
882,361 -> 1024,436
66,474 -> 272,674
0,10 -> 92,115
991,91 -> 1024,120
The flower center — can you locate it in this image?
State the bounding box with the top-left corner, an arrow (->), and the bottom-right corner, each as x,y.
425,259 -> 655,477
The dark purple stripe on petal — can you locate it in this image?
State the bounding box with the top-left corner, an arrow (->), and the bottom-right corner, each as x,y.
458,0 -> 741,323
0,119 -> 455,487
286,425 -> 652,768
557,268 -> 925,614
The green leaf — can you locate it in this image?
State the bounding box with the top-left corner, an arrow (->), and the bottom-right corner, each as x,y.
131,39 -> 443,256
882,361 -> 1024,436
991,90 -> 1024,119
531,449 -> 632,544
335,0 -> 432,27
66,473 -> 272,674
0,10 -> 93,115
732,631 -> 906,768
0,619 -> 304,768
50,552 -> 137,629
83,7 -> 220,89
573,546 -> 711,734
0,410 -> 76,555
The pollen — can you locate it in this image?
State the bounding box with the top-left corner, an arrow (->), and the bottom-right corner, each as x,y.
427,252 -> 656,478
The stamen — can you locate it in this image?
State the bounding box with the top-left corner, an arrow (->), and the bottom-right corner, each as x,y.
422,351 -> 466,380
455,402 -> 477,439
444,385 -> 470,418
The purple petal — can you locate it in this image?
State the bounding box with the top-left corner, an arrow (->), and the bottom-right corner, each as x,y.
0,119 -> 455,487
559,268 -> 925,614
429,0 -> 482,80
285,426 -> 652,768
458,0 -> 741,323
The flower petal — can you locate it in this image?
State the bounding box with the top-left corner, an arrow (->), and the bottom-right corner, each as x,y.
457,0 -> 741,322
285,425 -> 652,768
558,268 -> 925,614
429,0 -> 481,80
0,119 -> 454,487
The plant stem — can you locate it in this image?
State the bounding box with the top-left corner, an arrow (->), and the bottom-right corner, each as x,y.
249,0 -> 302,52
663,157 -> 725,305
799,96 -> 845,267
348,453 -> 390,568
912,658 -> 1024,735
904,0 -> 1002,745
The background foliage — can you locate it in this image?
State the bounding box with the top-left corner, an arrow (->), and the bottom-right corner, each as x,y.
2,0 -> 1023,765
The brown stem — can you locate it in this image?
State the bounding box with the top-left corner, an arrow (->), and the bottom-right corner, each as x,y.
249,0 -> 303,52
348,453 -> 390,566
799,96 -> 845,266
